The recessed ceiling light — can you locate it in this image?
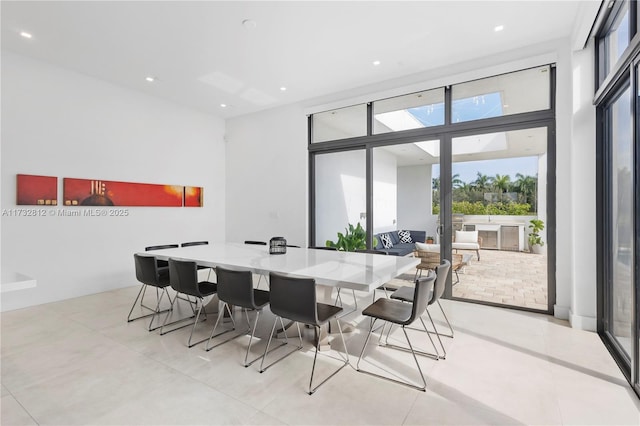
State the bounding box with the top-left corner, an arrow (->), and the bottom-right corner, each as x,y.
373,60 -> 381,66
19,31 -> 32,39
280,87 -> 287,91
145,76 -> 156,82
220,103 -> 227,108
242,19 -> 257,29
494,25 -> 504,32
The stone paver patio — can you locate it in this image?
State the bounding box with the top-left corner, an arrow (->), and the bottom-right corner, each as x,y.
388,248 -> 548,311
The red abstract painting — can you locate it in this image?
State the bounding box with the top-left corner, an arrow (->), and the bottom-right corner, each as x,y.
184,186 -> 203,207
63,178 -> 184,207
17,174 -> 58,205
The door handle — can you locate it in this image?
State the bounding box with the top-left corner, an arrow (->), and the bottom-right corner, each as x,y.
437,224 -> 444,236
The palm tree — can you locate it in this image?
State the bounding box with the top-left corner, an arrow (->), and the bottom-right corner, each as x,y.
452,173 -> 463,189
491,174 -> 511,194
472,172 -> 491,193
513,173 -> 537,211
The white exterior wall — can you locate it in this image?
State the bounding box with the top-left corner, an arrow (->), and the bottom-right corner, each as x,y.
372,149 -> 398,234
1,51 -> 226,311
397,165 -> 436,236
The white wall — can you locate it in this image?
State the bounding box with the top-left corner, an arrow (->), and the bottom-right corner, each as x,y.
568,39 -> 597,330
397,165 -> 436,235
312,150 -> 365,246
225,105 -> 307,247
0,51 -> 226,311
372,149 -> 397,234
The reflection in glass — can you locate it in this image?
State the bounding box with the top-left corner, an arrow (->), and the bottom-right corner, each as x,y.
608,85 -> 633,358
373,88 -> 445,134
314,150 -> 366,246
452,66 -> 550,123
312,104 -> 367,143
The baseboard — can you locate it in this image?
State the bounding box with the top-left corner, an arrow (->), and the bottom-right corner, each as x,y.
553,304 -> 570,320
569,311 -> 597,331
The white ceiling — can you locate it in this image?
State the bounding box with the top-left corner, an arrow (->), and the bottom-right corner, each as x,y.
1,1 -> 596,119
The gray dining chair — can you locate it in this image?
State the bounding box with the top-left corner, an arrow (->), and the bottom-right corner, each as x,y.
356,272 -> 436,391
181,241 -> 213,279
128,254 -> 174,331
144,243 -> 179,269
259,272 -> 349,395
205,266 -> 273,367
389,259 -> 453,359
161,258 -> 218,348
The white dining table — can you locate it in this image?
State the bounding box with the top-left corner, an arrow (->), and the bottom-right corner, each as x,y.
143,243 -> 419,292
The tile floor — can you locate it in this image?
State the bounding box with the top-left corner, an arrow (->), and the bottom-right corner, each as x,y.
2,285 -> 639,425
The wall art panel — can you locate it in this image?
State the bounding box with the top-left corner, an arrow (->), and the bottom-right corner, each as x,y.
17,174 -> 58,205
63,178 -> 184,207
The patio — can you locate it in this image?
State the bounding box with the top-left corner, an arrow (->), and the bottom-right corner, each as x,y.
388,248 -> 548,311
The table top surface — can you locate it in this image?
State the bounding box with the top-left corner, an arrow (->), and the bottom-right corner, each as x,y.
143,243 -> 419,292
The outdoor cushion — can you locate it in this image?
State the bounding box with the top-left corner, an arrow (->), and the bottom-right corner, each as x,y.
455,230 -> 478,244
452,242 -> 479,250
379,233 -> 393,248
398,230 -> 412,243
415,242 -> 439,252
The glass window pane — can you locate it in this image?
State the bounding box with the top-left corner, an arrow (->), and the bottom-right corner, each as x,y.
449,127 -> 548,310
314,150 -> 366,246
371,143 -> 439,242
452,66 -> 550,123
608,84 -> 633,358
607,2 -> 630,72
312,104 -> 367,143
373,88 -> 445,134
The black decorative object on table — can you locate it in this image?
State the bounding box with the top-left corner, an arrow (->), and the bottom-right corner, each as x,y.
269,237 -> 287,254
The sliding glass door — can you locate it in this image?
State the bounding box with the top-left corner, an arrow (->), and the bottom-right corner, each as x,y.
309,65 -> 555,314
447,128 -> 549,310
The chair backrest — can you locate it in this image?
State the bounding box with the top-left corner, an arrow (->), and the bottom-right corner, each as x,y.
145,244 -> 179,251
244,240 -> 267,245
269,272 -> 318,325
432,259 -> 451,304
403,272 -> 436,326
215,266 -> 255,309
134,254 -> 161,286
355,249 -> 388,255
181,241 -> 208,247
168,258 -> 201,297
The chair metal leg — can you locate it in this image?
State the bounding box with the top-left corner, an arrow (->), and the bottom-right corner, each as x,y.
334,288 -> 358,317
437,300 -> 454,338
148,288 -> 173,331
307,320 -> 350,395
356,319 -> 427,392
259,319 -> 303,373
204,303 -> 246,351
127,284 -> 173,326
159,292 -> 198,336
382,317 -> 440,360
426,310 -> 446,359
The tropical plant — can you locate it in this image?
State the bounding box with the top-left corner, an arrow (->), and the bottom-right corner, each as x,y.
528,218 -> 545,250
326,222 -> 374,251
472,172 -> 491,193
